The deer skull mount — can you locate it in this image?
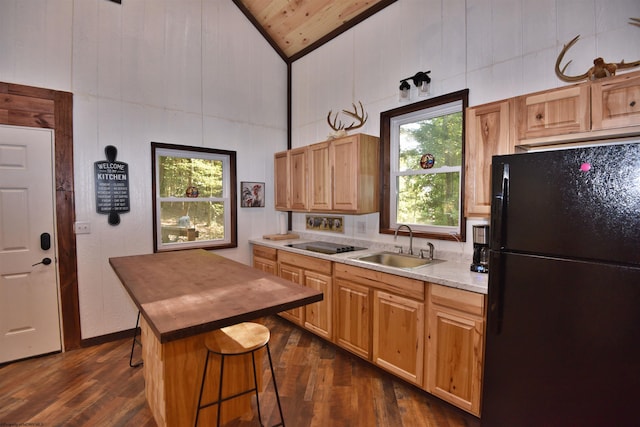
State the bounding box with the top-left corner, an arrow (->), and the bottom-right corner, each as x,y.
326,101 -> 368,139
555,19 -> 640,82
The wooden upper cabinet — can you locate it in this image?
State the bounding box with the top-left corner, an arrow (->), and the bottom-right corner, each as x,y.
278,133 -> 379,213
308,141 -> 332,211
515,84 -> 590,140
591,71 -> 640,131
465,100 -> 514,217
289,147 -> 308,210
274,148 -> 308,211
274,151 -> 289,210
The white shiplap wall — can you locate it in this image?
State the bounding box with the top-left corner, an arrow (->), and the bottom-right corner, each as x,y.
0,0 -> 287,339
290,0 -> 640,257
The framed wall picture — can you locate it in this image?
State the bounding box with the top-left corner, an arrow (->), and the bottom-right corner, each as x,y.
240,181 -> 265,207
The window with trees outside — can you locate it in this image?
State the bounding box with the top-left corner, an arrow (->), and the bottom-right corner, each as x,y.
380,90 -> 468,241
152,142 -> 237,252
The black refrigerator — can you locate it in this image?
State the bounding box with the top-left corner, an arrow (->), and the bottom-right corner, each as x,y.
482,141 -> 640,426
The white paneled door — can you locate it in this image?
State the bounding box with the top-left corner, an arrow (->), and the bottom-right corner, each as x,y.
0,125 -> 61,363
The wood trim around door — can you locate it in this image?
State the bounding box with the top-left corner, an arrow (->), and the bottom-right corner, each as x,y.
0,82 -> 81,350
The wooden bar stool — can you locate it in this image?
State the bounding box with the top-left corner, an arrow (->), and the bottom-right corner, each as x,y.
129,311 -> 143,368
195,322 -> 285,427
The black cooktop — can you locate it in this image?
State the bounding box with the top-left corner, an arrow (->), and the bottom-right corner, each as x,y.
286,241 -> 366,254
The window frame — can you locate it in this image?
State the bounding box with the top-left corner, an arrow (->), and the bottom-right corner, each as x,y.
151,142 -> 237,252
379,89 -> 468,242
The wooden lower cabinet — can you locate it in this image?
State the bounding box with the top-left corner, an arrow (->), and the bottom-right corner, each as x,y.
373,290 -> 425,385
252,245 -> 277,275
303,270 -> 332,339
277,263 -> 305,326
426,284 -> 485,416
252,245 -> 486,416
277,250 -> 332,339
333,276 -> 371,359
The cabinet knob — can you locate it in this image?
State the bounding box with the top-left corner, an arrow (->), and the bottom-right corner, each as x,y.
631,101 -> 636,107
536,113 -> 543,120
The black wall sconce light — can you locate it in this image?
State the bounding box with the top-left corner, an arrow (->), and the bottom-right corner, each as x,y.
399,71 -> 431,101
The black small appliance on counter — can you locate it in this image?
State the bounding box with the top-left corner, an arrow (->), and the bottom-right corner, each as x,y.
470,225 -> 489,273
286,241 -> 366,255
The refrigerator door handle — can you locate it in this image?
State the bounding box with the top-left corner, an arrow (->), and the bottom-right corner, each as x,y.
488,251 -> 505,334
491,163 -> 509,249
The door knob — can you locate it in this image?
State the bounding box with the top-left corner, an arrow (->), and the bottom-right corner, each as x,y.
32,257 -> 52,266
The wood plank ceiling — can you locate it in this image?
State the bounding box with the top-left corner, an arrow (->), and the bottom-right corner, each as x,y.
232,0 -> 398,63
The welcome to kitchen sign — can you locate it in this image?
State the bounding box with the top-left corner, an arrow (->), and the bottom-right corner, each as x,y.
94,145 -> 130,225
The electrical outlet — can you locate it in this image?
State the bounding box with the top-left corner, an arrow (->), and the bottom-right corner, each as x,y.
357,221 -> 366,233
74,221 -> 91,234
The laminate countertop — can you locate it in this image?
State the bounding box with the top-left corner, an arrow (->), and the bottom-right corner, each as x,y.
250,238 -> 488,294
110,249 -> 323,343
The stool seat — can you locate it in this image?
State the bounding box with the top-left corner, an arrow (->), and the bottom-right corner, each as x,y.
206,322 -> 270,355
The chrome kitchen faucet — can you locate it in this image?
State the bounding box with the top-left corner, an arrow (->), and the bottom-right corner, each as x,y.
394,224 -> 413,255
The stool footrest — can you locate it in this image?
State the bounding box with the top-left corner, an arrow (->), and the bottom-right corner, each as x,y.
198,387 -> 258,411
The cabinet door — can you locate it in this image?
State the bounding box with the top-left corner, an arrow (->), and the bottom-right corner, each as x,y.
426,284 -> 485,416
253,257 -> 276,275
591,71 -> 640,131
372,290 -> 424,385
330,136 -> 359,211
252,245 -> 277,275
303,270 -> 332,339
465,100 -> 513,217
426,306 -> 484,416
277,263 -> 305,325
308,141 -> 331,211
515,85 -> 590,140
274,151 -> 289,210
334,278 -> 371,359
289,147 -> 308,210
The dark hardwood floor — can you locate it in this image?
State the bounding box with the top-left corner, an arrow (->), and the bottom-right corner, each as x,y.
0,316 -> 480,427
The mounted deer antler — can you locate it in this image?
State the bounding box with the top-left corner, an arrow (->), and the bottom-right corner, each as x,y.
327,101 -> 368,133
555,21 -> 640,82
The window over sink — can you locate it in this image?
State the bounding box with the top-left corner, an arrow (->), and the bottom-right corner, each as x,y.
380,89 -> 468,241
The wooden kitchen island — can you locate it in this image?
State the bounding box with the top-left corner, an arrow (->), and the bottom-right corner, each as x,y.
109,249 -> 323,427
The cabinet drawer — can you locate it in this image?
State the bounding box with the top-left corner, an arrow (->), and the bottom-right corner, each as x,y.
278,250 -> 332,275
252,245 -> 277,261
335,263 -> 424,301
429,283 -> 485,317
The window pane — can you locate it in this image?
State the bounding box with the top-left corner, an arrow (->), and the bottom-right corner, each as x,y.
396,173 -> 460,227
158,156 -> 223,198
160,201 -> 225,243
398,112 -> 462,171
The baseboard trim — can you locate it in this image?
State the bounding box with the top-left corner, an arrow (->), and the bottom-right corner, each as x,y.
81,327 -> 138,348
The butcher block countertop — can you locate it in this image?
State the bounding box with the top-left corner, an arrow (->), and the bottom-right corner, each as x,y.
109,249 -> 323,343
